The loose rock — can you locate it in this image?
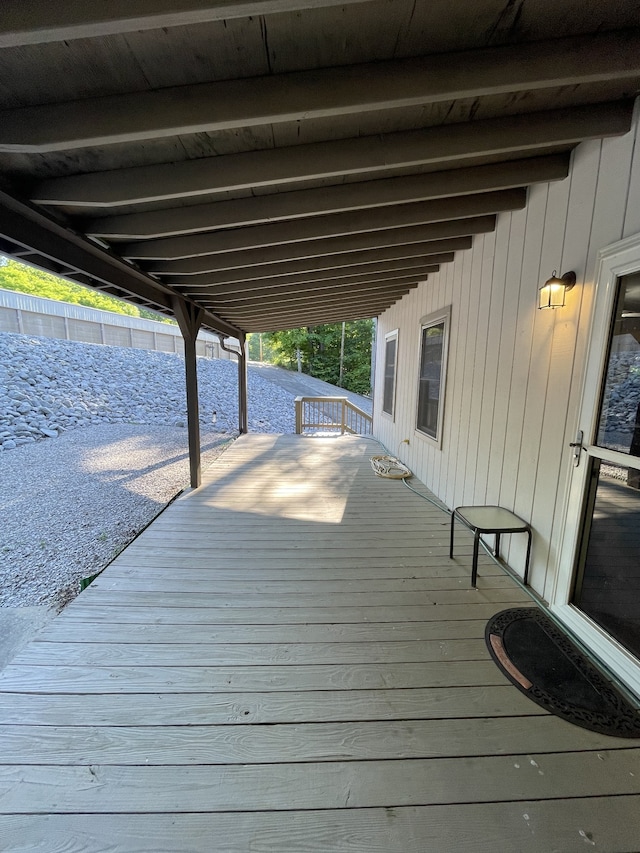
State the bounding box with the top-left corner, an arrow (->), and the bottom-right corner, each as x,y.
0,330 -> 301,609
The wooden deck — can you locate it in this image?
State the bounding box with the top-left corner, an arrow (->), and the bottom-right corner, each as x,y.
1,433 -> 640,851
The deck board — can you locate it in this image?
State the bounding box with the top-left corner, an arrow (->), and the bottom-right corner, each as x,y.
49,602 -> 522,624
3,750 -> 640,812
61,588 -> 526,606
0,660 -> 509,693
0,685 -> 531,725
1,434 -> 639,852
6,801 -> 640,853
35,619 -> 492,643
13,638 -> 490,665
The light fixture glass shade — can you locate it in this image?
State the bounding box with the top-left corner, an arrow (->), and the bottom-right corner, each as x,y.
539,276 -> 567,309
538,270 -> 577,309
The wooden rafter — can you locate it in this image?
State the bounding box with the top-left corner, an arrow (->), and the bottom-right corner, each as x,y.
33,102 -> 633,208
181,272 -> 428,300
222,302 -> 403,328
122,192 -> 526,259
144,236 -> 472,276
166,254 -> 452,289
0,0 -> 373,47
135,220 -> 494,264
167,259 -> 445,290
207,279 -> 424,310
86,155 -> 569,239
2,31 -> 638,152
1,7 -> 635,336
194,280 -> 422,308
0,191 -> 241,339
140,231 -> 480,275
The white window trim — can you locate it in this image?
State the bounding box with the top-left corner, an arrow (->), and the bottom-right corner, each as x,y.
414,306 -> 451,449
381,328 -> 399,420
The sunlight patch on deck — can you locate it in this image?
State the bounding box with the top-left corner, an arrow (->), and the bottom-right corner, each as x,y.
187,436 -> 363,522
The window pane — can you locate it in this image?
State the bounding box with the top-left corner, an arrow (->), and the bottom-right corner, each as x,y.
596,272 -> 640,455
417,321 -> 444,438
383,336 -> 397,415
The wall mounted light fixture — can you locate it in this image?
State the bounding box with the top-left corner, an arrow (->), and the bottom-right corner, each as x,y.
538,270 -> 577,309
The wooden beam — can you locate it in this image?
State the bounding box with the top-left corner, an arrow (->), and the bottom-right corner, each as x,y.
198,281 -> 419,309
0,0 -> 372,47
0,191 -> 242,340
123,191 -> 525,259
208,274 -> 424,313
221,301 -> 404,325
191,279 -> 423,305
220,296 -> 409,322
210,297 -> 413,320
86,155 -> 569,239
145,230 -> 480,266
242,309 -> 385,330
0,192 -> 173,309
198,286 -> 420,311
243,300 -> 393,322
193,273 -> 425,299
221,300 -> 401,326
3,31 -> 639,152
135,220 -> 492,263
182,281 -> 422,304
168,258 -> 446,289
145,235 -> 473,275
35,101 -> 634,207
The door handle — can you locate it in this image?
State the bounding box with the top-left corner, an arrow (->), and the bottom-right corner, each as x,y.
569,430 -> 584,467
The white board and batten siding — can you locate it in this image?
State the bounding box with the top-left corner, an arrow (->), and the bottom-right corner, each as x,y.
374,98 -> 640,601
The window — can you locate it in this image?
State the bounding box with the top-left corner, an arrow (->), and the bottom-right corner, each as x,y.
416,307 -> 450,444
382,330 -> 398,417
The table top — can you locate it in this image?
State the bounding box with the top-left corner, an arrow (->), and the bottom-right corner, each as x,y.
453,505 -> 530,531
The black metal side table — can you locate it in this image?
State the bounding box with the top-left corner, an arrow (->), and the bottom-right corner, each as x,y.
449,505 -> 532,588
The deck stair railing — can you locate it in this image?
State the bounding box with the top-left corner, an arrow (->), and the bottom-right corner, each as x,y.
294,396 -> 373,435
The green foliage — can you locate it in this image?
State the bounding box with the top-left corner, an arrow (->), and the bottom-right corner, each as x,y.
0,256 -> 172,322
263,320 -> 373,394
246,332 -> 276,362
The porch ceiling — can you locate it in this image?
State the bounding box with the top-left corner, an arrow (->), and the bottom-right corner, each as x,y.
0,2 -> 639,335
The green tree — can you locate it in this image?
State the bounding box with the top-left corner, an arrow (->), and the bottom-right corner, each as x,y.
0,257 -> 172,322
264,320 -> 373,394
264,328 -> 312,372
246,332 -> 276,362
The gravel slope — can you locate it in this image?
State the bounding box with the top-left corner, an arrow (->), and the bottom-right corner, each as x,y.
0,424 -> 233,608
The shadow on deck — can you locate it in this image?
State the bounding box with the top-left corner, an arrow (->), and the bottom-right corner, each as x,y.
1,434 -> 639,851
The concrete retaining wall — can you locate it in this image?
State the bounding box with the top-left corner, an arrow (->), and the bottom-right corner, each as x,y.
0,289 -> 236,358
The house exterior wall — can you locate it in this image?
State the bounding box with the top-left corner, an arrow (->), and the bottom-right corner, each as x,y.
373,99 -> 640,601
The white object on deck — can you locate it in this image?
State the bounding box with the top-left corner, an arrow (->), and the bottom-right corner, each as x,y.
370,454 -> 412,479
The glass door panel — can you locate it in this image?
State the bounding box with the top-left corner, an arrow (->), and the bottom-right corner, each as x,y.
596,271 -> 640,454
573,460 -> 640,659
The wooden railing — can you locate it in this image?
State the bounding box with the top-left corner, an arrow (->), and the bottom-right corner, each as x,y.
295,396 -> 373,435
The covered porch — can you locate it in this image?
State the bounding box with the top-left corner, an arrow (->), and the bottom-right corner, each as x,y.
1,434 -> 639,851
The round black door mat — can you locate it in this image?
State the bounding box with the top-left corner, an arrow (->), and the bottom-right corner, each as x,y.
485,608 -> 640,737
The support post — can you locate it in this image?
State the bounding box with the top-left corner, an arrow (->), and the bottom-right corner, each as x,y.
338,320 -> 346,387
219,334 -> 249,435
172,297 -> 204,489
238,334 -> 248,434
295,397 -> 303,434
